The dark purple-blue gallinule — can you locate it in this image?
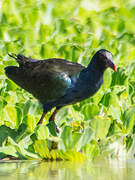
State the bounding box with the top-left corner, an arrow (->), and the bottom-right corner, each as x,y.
5,49 -> 117,133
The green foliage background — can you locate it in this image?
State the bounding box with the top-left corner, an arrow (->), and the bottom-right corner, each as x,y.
0,0 -> 135,160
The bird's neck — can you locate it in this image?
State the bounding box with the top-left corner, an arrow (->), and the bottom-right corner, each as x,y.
84,57 -> 105,89
88,66 -> 104,84
79,66 -> 104,87
88,56 -> 107,73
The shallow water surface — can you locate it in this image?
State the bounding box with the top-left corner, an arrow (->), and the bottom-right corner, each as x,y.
0,159 -> 134,180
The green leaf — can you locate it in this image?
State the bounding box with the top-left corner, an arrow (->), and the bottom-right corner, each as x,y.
0,125 -> 17,146
123,106 -> 135,133
34,140 -> 50,159
77,128 -> 93,151
15,123 -> 27,142
90,116 -> 111,139
111,68 -> 127,87
0,145 -> 17,158
126,135 -> 133,151
23,100 -> 31,116
61,126 -> 72,150
71,132 -> 82,149
81,103 -> 99,120
47,121 -> 58,137
35,124 -> 49,140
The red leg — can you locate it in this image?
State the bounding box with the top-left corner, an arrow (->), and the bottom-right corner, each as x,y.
37,112 -> 46,125
49,108 -> 60,133
49,108 -> 59,122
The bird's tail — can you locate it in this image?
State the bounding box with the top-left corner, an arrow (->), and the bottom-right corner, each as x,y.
8,53 -> 37,66
8,53 -> 17,60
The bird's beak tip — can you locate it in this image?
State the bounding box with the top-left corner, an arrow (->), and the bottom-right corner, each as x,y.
113,64 -> 117,72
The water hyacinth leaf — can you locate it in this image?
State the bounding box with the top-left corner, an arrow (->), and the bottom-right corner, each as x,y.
0,125 -> 17,146
68,106 -> 84,122
6,91 -> 18,105
102,70 -> 112,90
5,79 -> 18,91
109,105 -> 121,120
81,103 -> 99,120
56,149 -> 83,161
23,114 -> 36,133
123,106 -> 135,133
92,90 -> 105,105
111,68 -> 127,87
61,126 -> 72,150
125,135 -> 133,151
112,85 -> 126,97
0,123 -> 27,146
82,140 -> 99,160
118,19 -> 125,33
107,92 -> 121,120
40,43 -> 46,57
23,100 -> 31,117
50,149 -> 57,160
15,105 -> 22,126
55,107 -> 69,124
0,145 -> 17,158
71,132 -> 82,149
15,123 -> 27,142
35,124 -> 49,140
77,128 -> 93,151
127,62 -> 135,78
6,136 -> 39,159
127,136 -> 135,158
106,120 -> 116,137
108,119 -> 126,136
90,116 -> 111,139
1,0 -> 135,160
29,102 -> 41,115
34,140 -> 50,159
47,121 -> 58,137
99,90 -> 111,107
5,105 -> 17,126
127,80 -> 135,104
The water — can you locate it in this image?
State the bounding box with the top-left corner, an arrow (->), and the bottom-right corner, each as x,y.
0,159 -> 134,180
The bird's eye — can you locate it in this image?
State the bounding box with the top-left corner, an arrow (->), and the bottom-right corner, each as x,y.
99,54 -> 105,60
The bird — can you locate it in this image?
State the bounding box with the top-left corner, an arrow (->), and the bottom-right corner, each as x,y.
5,49 -> 117,133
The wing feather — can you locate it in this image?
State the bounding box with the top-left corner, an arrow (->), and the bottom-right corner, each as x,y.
6,56 -> 85,104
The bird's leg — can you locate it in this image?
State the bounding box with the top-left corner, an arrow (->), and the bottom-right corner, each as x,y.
37,103 -> 55,125
49,108 -> 60,133
37,111 -> 46,125
49,108 -> 59,121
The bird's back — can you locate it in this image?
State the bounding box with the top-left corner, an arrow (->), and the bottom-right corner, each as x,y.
5,55 -> 85,104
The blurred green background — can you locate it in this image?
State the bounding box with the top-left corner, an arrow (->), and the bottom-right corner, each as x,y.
0,0 -> 135,160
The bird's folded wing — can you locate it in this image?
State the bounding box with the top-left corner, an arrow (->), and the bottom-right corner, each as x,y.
6,56 -> 84,103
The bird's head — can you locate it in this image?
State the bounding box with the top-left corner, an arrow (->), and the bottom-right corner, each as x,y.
90,49 -> 117,72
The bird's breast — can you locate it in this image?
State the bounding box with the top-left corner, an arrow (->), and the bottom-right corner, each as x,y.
89,77 -> 103,95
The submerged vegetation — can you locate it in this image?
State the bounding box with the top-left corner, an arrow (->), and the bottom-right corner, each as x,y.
0,0 -> 135,160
